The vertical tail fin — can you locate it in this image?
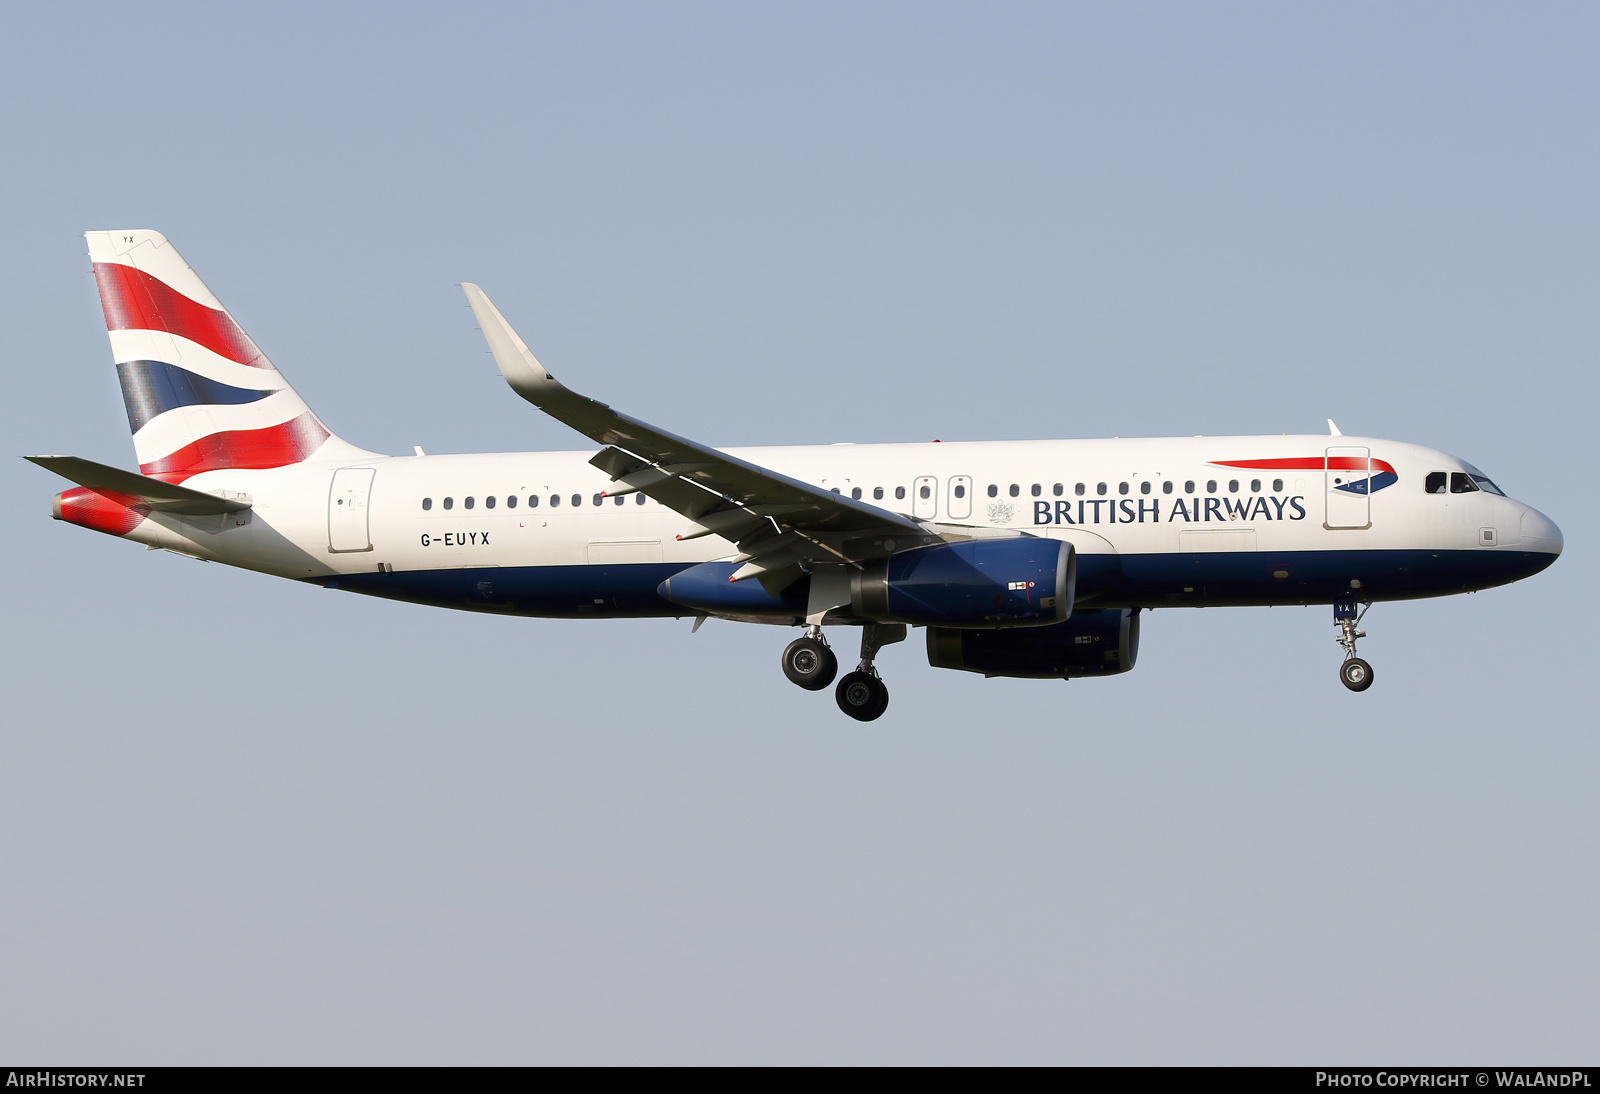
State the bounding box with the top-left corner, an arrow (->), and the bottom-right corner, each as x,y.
85,230 -> 373,483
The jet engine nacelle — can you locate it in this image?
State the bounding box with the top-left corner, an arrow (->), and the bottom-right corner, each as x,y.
926,608 -> 1141,679
852,538 -> 1074,629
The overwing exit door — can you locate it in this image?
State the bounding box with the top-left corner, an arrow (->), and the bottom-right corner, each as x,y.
1325,446 -> 1371,530
947,475 -> 972,520
328,467 -> 376,552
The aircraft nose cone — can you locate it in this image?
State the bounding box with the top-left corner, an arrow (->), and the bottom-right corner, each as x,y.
1521,506 -> 1563,558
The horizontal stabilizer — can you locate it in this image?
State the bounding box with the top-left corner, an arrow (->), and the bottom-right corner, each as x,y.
25,455 -> 252,515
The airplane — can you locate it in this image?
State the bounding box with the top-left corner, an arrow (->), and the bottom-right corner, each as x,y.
28,230 -> 1563,720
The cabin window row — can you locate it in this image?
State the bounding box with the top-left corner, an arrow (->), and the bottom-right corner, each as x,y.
983,479 -> 1284,498
832,478 -> 1286,503
421,494 -> 651,511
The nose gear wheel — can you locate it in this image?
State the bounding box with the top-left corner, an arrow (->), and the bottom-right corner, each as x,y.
1340,657 -> 1374,691
1334,593 -> 1375,692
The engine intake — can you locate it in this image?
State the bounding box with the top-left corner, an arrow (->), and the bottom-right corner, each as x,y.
851,538 -> 1074,628
927,608 -> 1141,679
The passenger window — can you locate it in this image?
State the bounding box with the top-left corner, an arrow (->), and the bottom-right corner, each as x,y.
528,495 -> 539,508
1118,482 -> 1129,495
614,495 -> 625,506
1008,484 -> 1019,497
635,494 -> 646,504
1272,479 -> 1283,492
444,497 -> 454,509
1053,483 -> 1063,496
1250,479 -> 1260,493
593,493 -> 603,506
1425,472 -> 1447,494
1096,483 -> 1107,496
1450,472 -> 1479,494
422,498 -> 432,511
550,495 -> 560,508
1227,480 -> 1239,493
831,487 -> 841,494
1206,481 -> 1217,494
921,485 -> 931,499
873,487 -> 884,500
954,484 -> 965,498
1075,483 -> 1085,496
896,486 -> 906,500
507,496 -> 517,509
1030,484 -> 1041,497
1184,481 -> 1195,494
486,495 -> 496,509
987,484 -> 998,497
1162,481 -> 1173,494
851,487 -> 862,500
1140,481 -> 1151,495
464,497 -> 475,510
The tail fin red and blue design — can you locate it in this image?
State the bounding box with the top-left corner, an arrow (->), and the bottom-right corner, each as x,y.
86,230 -> 370,484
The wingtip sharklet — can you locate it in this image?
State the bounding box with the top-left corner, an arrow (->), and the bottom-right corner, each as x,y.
462,283 -> 564,403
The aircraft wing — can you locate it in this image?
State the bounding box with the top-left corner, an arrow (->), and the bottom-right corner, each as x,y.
25,455 -> 253,515
463,284 -> 936,590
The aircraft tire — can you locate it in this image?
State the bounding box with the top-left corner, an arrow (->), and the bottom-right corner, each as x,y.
836,671 -> 889,721
783,636 -> 837,690
1340,657 -> 1375,692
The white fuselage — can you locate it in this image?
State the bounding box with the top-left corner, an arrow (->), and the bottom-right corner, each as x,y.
111,433 -> 1561,619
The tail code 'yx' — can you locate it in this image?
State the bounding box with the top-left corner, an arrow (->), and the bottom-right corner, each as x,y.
86,230 -> 366,483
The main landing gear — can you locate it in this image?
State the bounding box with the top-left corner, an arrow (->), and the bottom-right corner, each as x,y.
781,627 -> 837,691
781,623 -> 906,720
1335,592 -> 1375,693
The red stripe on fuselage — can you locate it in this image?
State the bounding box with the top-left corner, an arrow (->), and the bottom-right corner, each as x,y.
93,262 -> 269,368
1212,456 -> 1396,475
139,412 -> 330,484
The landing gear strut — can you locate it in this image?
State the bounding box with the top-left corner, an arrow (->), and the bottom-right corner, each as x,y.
781,626 -> 837,691
1335,593 -> 1374,692
835,623 -> 906,721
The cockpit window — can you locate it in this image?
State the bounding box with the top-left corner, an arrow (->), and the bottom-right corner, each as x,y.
1471,474 -> 1505,496
1425,472 -> 1447,494
1450,472 -> 1479,494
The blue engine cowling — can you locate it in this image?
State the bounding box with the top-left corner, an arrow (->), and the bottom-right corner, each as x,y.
852,538 -> 1074,628
926,608 -> 1141,679
657,560 -> 810,622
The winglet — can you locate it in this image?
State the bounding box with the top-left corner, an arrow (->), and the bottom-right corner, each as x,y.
1327,418 -> 1343,436
464,284 -> 574,404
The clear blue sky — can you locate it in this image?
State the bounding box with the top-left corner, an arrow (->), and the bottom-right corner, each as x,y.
2,1 -> 1595,1063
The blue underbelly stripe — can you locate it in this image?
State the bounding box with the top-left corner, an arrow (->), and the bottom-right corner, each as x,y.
312,548 -> 1558,618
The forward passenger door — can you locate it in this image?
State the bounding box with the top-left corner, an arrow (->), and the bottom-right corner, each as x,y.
1325,446 -> 1371,530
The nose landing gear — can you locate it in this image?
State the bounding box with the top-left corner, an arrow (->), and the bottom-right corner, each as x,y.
1335,593 -> 1374,692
